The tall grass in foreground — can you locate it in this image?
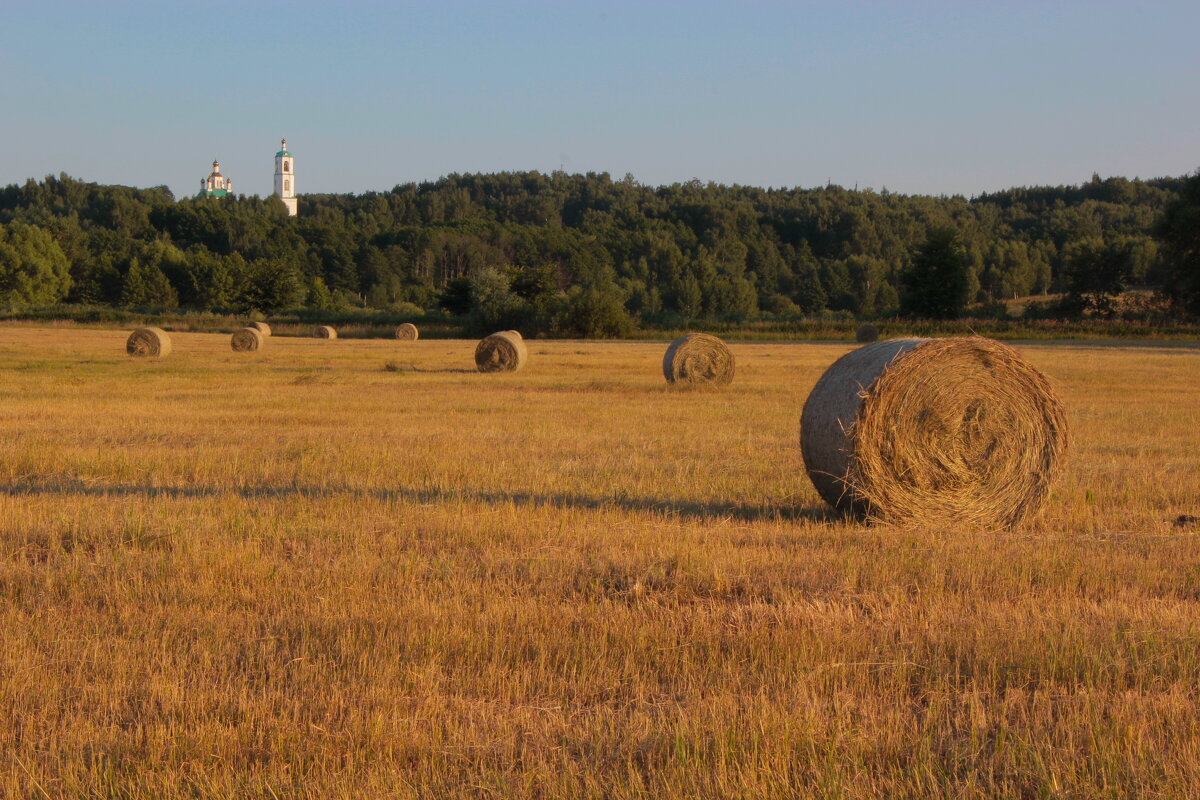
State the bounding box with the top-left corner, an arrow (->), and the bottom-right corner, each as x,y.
0,328 -> 1198,798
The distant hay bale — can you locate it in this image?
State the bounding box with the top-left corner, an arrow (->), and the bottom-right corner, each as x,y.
231,327 -> 264,352
475,330 -> 527,373
313,325 -> 337,339
395,323 -> 419,341
126,327 -> 171,358
799,337 -> 1068,528
855,323 -> 879,343
246,321 -> 271,337
662,333 -> 734,386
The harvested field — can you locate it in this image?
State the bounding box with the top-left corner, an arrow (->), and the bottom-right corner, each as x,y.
1,326 -> 1199,799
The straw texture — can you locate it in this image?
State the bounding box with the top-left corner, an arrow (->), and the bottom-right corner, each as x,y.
800,337 -> 1068,528
395,323 -> 419,341
313,326 -> 337,339
246,321 -> 271,337
231,327 -> 264,352
475,330 -> 528,373
662,333 -> 735,386
126,327 -> 171,358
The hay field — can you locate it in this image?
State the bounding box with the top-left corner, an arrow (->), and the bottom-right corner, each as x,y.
1,326 -> 1199,799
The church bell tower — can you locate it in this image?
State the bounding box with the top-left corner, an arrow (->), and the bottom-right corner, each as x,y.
274,138 -> 297,216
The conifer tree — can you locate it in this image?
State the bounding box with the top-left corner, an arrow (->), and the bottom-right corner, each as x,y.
901,227 -> 970,319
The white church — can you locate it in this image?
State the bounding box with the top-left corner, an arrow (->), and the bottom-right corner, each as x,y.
199,160 -> 231,197
199,138 -> 298,216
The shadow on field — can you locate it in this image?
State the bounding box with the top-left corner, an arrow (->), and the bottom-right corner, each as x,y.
0,479 -> 836,524
381,365 -> 477,374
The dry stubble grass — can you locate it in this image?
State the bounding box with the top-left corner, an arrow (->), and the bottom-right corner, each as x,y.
1,328 -> 1199,798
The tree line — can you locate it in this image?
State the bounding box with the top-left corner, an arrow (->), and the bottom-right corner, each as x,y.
0,168 -> 1196,335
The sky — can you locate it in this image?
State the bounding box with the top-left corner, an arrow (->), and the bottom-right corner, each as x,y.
1,1 -> 1197,199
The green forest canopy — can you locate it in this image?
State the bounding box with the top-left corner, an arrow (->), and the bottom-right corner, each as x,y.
0,170 -> 1191,331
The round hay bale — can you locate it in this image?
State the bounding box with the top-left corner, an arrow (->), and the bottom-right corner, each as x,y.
231,327 -> 264,352
799,337 -> 1067,528
246,321 -> 271,337
475,330 -> 527,373
855,323 -> 879,343
313,325 -> 337,339
395,323 -> 419,341
662,333 -> 734,386
126,327 -> 171,358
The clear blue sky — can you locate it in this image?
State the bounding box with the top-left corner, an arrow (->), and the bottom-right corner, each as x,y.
2,1 -> 1196,199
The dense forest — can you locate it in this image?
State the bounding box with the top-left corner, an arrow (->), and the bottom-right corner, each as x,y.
0,169 -> 1196,336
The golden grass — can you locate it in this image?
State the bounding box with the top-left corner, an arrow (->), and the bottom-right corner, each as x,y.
0,327 -> 1199,798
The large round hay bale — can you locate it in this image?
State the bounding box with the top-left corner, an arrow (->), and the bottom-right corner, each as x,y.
662,333 -> 734,386
475,330 -> 527,373
855,323 -> 879,343
231,327 -> 264,352
246,321 -> 271,337
799,337 -> 1067,528
126,327 -> 171,357
313,325 -> 337,339
395,323 -> 419,341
